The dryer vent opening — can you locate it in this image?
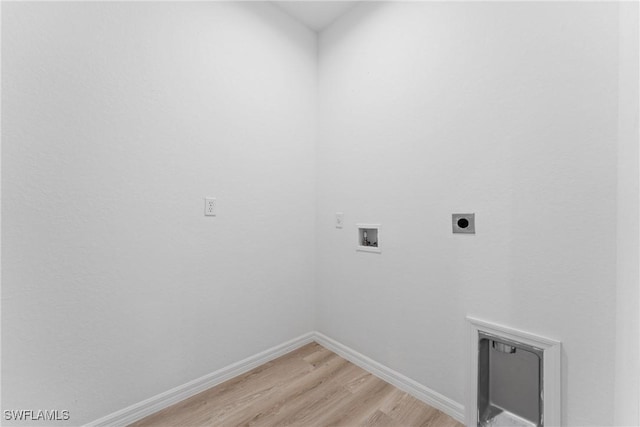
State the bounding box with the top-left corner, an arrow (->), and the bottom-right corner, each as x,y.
478,332 -> 544,427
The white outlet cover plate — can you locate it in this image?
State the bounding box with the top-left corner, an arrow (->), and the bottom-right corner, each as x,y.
335,212 -> 344,228
205,197 -> 217,216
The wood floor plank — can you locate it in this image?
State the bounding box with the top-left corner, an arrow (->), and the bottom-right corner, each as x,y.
302,346 -> 334,367
307,375 -> 395,426
216,354 -> 351,426
359,409 -> 396,427
129,343 -> 463,427
376,387 -> 408,414
328,361 -> 370,390
249,372 -> 350,426
420,410 -> 463,427
385,392 -> 440,426
131,351 -> 313,427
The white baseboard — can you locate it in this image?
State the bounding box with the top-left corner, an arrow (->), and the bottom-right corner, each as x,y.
86,331 -> 465,426
85,332 -> 315,427
312,332 -> 465,424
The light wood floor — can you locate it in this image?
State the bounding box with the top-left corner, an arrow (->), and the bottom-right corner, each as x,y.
130,342 -> 463,427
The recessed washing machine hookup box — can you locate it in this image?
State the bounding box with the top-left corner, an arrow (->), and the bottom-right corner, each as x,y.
356,223 -> 381,253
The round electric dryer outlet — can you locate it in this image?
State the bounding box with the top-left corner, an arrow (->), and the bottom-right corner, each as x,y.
452,213 -> 475,234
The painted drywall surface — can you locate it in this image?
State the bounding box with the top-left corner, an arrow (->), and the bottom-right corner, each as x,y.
614,1 -> 640,424
317,3 -> 620,425
1,2 -> 316,425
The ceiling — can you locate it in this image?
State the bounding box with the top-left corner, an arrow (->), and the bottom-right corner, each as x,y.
272,1 -> 358,32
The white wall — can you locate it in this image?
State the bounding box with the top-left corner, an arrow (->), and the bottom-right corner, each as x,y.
1,2 -> 316,425
615,2 -> 640,424
317,3 -> 623,425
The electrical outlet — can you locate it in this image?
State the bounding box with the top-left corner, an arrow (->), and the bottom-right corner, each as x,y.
205,198 -> 217,216
335,212 -> 344,228
452,213 -> 475,233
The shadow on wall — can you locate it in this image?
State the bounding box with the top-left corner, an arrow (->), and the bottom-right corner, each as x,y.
317,2 -> 389,47
237,1 -> 317,55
